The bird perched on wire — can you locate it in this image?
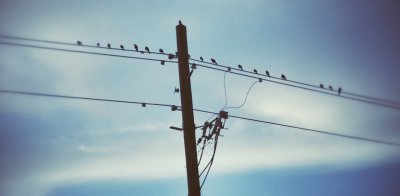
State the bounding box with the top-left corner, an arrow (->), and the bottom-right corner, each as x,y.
120,45 -> 124,50
168,53 -> 174,59
211,58 -> 217,64
200,57 -> 204,62
329,85 -> 333,90
338,87 -> 342,96
145,46 -> 150,53
254,69 -> 258,74
107,43 -> 111,48
281,74 -> 287,80
238,64 -> 243,70
77,41 -> 82,45
320,84 -> 324,88
161,60 -> 165,65
265,70 -> 270,77
134,44 -> 138,51
97,43 -> 100,47
159,48 -> 164,54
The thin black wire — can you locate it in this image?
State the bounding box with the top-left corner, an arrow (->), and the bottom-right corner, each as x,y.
1,89 -> 399,147
0,34 -> 170,56
0,89 -> 176,108
191,108 -> 400,147
200,137 -> 218,189
192,63 -> 400,110
0,41 -> 178,64
1,34 -> 398,106
190,58 -> 400,106
225,80 -> 260,110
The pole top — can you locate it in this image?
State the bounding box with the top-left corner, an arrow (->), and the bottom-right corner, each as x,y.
179,20 -> 182,25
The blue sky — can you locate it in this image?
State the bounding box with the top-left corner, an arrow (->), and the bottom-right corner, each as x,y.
0,0 -> 399,195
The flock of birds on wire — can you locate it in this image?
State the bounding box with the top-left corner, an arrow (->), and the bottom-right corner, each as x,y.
76,40 -> 343,96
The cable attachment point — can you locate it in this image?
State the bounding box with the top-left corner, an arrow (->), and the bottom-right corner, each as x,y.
171,105 -> 178,111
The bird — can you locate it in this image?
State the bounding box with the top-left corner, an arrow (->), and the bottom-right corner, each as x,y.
107,43 -> 111,48
77,41 -> 82,45
281,74 -> 287,80
200,57 -> 204,61
174,87 -> 180,94
96,43 -> 100,47
265,70 -> 270,77
320,84 -> 324,88
142,103 -> 146,107
145,46 -> 150,53
120,45 -> 124,50
329,85 -> 333,90
159,48 -> 164,54
211,58 -> 217,64
338,87 -> 342,96
168,53 -> 174,59
134,44 -> 138,51
161,60 -> 165,65
227,67 -> 231,72
254,69 -> 258,74
238,64 -> 243,70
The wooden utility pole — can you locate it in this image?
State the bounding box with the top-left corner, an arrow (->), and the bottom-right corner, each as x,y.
176,21 -> 201,196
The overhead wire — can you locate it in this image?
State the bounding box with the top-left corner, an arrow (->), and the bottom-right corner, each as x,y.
190,58 -> 400,106
0,41 -> 178,64
0,34 -> 171,56
191,62 -> 400,110
1,88 -> 399,147
2,34 -> 399,107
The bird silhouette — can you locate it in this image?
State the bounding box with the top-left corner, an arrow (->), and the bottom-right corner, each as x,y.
200,57 -> 204,61
97,43 -> 100,47
211,58 -> 217,64
142,103 -> 146,107
145,46 -> 150,53
107,43 -> 111,48
168,53 -> 174,59
227,67 -> 231,72
265,70 -> 270,77
329,85 -> 333,90
134,44 -> 138,51
159,48 -> 164,54
77,41 -> 82,45
281,74 -> 287,80
254,69 -> 258,74
338,87 -> 342,95
238,64 -> 243,70
320,84 -> 324,88
174,87 -> 180,94
120,45 -> 124,50
161,60 -> 165,65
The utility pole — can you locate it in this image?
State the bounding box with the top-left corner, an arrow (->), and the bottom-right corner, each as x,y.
176,21 -> 201,196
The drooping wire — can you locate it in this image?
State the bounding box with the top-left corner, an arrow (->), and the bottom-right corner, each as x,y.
0,34 -> 171,57
0,41 -> 178,64
191,62 -> 400,110
224,80 -> 260,110
2,89 -> 399,147
189,58 -> 400,106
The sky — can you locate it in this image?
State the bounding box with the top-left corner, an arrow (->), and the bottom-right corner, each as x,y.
0,0 -> 400,195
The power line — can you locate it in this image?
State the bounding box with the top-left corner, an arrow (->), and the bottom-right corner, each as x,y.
0,41 -> 178,64
1,89 -> 399,147
192,63 -> 400,110
190,58 -> 400,106
191,108 -> 400,147
2,34 -> 399,107
0,89 -> 175,108
0,34 -> 171,56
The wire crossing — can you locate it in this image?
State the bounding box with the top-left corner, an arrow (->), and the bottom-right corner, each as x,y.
1,89 -> 399,147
